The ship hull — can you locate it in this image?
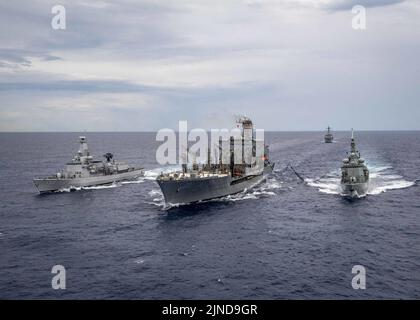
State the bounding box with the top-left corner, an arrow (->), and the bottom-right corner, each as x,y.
341,182 -> 369,198
324,135 -> 333,143
157,164 -> 274,205
33,169 -> 144,193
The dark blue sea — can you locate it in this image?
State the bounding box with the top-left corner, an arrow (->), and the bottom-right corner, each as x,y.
0,132 -> 419,299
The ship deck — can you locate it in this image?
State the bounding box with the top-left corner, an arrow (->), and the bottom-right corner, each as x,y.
158,171 -> 229,181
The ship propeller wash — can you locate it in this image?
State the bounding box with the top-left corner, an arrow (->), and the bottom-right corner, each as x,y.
33,136 -> 144,193
340,129 -> 369,198
156,117 -> 275,205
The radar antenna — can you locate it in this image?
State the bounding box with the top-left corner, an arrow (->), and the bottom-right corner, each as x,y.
103,153 -> 113,162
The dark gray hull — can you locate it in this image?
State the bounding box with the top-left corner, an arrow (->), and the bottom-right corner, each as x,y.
33,170 -> 144,193
324,135 -> 333,143
157,164 -> 274,205
341,182 -> 369,198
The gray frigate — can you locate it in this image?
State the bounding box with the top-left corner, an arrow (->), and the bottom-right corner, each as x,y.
340,130 -> 369,198
156,117 -> 274,205
33,136 -> 144,193
324,126 -> 333,143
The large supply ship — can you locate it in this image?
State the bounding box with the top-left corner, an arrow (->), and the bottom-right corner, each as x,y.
156,117 -> 274,205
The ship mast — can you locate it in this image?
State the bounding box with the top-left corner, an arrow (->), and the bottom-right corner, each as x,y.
351,128 -> 356,153
78,136 -> 89,157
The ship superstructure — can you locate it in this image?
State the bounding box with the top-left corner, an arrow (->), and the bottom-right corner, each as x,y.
340,130 -> 369,198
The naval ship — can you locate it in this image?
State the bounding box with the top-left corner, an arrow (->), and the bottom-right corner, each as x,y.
156,117 -> 274,205
324,126 -> 333,143
340,130 -> 369,198
33,136 -> 144,193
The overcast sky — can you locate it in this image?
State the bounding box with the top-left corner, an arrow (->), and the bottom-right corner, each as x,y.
0,0 -> 419,131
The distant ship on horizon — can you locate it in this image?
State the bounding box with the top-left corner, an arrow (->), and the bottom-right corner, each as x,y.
324,126 -> 333,143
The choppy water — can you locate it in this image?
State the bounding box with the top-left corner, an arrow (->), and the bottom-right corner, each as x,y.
0,132 -> 419,299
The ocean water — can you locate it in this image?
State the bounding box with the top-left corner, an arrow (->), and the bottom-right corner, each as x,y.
0,131 -> 419,299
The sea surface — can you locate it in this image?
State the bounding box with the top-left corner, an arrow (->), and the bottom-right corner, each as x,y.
0,131 -> 419,299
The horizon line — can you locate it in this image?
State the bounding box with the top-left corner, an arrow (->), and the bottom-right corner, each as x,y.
1,129 -> 420,133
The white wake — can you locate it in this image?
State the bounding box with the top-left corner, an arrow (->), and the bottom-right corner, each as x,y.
306,165 -> 414,196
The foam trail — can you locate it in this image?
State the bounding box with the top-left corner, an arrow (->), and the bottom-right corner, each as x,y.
56,184 -> 118,193
83,183 -> 121,190
55,178 -> 145,193
121,177 -> 147,185
145,189 -> 167,208
56,186 -> 82,193
208,177 -> 281,203
368,177 -> 414,195
306,177 -> 341,195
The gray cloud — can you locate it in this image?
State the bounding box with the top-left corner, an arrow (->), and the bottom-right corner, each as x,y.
0,79 -> 155,92
0,0 -> 419,131
0,48 -> 62,69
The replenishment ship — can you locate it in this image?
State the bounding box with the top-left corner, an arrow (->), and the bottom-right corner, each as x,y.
156,117 -> 274,205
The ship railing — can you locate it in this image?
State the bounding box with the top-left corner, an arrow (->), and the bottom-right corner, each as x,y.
33,175 -> 65,180
159,171 -> 228,180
